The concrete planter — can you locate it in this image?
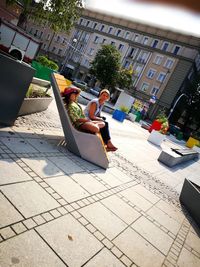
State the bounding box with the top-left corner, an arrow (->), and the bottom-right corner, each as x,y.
180,178 -> 200,227
148,130 -> 165,146
18,97 -> 53,116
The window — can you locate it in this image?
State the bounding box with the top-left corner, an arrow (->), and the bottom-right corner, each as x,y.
56,36 -> 60,42
154,55 -> 163,65
116,29 -> 121,36
162,42 -> 169,51
164,58 -> 174,69
118,44 -> 124,52
140,82 -> 149,92
73,54 -> 80,63
43,43 -> 46,49
34,30 -> 38,36
46,34 -> 50,40
88,48 -> 94,55
63,38 -> 66,44
147,69 -> 156,79
78,44 -> 84,52
93,22 -> 97,29
128,47 -> 135,57
94,36 -> 99,43
86,20 -> 90,27
100,25 -> 105,31
173,45 -> 181,55
81,32 -> 90,42
40,31 -> 43,38
143,37 -> 149,45
151,87 -> 159,96
134,34 -> 139,42
108,27 -> 113,34
135,65 -> 143,76
58,49 -> 62,55
123,61 -> 130,69
79,19 -> 83,25
52,47 -> 56,52
83,59 -> 90,67
157,72 -> 166,83
111,41 -> 115,46
152,39 -> 159,48
138,51 -> 148,63
102,38 -> 106,44
125,32 -> 130,39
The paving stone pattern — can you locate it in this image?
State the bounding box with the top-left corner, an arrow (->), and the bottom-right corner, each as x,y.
0,111 -> 200,267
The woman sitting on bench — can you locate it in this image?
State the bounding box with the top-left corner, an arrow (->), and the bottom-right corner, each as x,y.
84,89 -> 118,152
62,87 -> 105,134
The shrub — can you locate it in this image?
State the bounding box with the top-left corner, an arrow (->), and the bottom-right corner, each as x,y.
36,55 -> 59,71
26,84 -> 51,98
48,61 -> 59,71
36,55 -> 49,67
120,105 -> 129,113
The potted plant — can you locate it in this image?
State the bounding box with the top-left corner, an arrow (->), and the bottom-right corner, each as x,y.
148,111 -> 169,146
18,80 -> 53,116
112,105 -> 129,122
149,110 -> 169,133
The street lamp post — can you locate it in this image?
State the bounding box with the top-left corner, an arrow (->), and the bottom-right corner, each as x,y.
167,93 -> 188,120
60,38 -> 77,74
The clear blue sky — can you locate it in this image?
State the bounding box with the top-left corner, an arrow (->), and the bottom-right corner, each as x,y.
85,0 -> 200,37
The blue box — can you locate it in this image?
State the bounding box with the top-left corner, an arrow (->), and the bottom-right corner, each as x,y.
112,109 -> 126,122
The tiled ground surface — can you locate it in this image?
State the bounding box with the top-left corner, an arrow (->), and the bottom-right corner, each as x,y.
0,101 -> 200,267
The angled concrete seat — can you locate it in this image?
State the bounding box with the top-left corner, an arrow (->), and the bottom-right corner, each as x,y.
51,73 -> 109,169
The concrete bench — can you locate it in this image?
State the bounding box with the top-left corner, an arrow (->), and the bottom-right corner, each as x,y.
158,148 -> 198,167
180,178 -> 200,227
50,73 -> 109,169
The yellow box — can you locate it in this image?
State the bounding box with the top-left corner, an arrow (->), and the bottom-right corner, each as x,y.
186,137 -> 200,148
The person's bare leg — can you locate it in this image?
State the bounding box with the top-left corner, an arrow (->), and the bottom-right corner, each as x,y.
80,122 -> 100,133
92,121 -> 105,129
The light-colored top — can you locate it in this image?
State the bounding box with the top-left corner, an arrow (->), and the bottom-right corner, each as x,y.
84,98 -> 103,118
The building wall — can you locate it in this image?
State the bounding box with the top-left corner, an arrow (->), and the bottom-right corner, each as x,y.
24,8 -> 200,119
0,0 -> 22,25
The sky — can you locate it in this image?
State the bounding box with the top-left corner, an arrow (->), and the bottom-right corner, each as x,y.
85,0 -> 200,37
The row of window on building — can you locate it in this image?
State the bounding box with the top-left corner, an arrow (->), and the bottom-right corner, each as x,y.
79,18 -> 182,55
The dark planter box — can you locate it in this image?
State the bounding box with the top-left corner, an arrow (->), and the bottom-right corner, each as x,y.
0,54 -> 35,126
112,109 -> 126,122
180,178 -> 200,227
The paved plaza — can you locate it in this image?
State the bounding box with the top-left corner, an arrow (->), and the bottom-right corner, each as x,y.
0,98 -> 200,267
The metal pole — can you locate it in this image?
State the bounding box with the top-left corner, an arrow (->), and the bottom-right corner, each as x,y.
60,38 -> 77,73
167,93 -> 188,119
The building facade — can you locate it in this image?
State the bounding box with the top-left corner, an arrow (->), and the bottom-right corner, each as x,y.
25,8 -> 200,119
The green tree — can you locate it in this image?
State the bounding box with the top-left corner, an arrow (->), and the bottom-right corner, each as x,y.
6,0 -> 83,32
90,44 -> 121,88
117,67 -> 133,90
